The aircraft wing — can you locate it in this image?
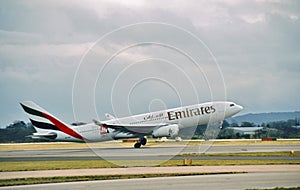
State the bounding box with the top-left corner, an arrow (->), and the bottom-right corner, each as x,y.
93,119 -> 168,135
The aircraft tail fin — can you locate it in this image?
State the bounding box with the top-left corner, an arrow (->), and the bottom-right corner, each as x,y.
20,101 -> 84,140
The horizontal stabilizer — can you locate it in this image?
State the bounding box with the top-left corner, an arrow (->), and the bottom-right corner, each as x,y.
29,132 -> 57,140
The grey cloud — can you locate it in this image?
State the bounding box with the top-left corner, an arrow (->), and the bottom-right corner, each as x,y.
0,0 -> 299,126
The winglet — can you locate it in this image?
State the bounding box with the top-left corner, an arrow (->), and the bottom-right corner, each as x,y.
93,119 -> 102,126
105,113 -> 115,120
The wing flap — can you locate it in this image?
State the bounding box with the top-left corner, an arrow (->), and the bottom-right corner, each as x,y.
93,119 -> 168,135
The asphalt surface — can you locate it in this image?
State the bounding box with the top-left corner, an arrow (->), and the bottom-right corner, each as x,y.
1,145 -> 299,161
2,155 -> 299,161
1,172 -> 300,190
1,144 -> 299,189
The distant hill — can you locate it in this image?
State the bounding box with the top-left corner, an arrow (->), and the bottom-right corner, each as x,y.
228,111 -> 300,125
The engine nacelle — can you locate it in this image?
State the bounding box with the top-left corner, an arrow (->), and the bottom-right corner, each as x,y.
152,124 -> 179,138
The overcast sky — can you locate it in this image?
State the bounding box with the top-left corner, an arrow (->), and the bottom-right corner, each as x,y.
0,0 -> 299,126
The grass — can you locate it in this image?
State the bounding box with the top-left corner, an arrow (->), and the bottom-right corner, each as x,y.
181,151 -> 300,157
145,139 -> 300,147
161,160 -> 300,167
1,139 -> 299,151
1,159 -> 299,172
0,172 -> 243,187
185,140 -> 300,146
0,142 -> 90,150
0,160 -> 118,172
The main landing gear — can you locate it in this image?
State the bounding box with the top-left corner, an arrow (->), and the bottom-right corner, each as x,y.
134,137 -> 147,148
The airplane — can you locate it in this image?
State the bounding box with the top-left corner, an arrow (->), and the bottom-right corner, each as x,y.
20,101 -> 243,148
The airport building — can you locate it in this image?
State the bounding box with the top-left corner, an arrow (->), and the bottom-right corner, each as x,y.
227,127 -> 263,135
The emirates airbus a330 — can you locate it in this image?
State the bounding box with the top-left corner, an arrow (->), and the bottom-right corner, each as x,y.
20,101 -> 243,148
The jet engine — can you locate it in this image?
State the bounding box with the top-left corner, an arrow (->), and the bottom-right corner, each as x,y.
152,124 -> 179,138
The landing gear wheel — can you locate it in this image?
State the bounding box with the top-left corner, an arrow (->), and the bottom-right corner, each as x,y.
140,138 -> 147,145
134,142 -> 141,148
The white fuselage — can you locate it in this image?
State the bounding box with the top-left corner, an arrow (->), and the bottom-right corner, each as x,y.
68,101 -> 242,142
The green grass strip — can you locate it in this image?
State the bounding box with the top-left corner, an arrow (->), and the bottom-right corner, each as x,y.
161,160 -> 300,167
0,160 -> 118,172
1,160 -> 300,172
181,151 -> 300,157
0,172 -> 243,187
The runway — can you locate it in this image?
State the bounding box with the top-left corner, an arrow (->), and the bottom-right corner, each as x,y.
2,172 -> 300,190
1,145 -> 299,162
1,143 -> 299,189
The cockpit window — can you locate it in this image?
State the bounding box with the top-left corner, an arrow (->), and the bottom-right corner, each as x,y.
230,103 -> 235,107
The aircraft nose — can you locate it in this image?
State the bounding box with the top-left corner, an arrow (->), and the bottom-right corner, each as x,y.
236,105 -> 243,112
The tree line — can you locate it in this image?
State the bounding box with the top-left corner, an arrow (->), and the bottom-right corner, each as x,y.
180,119 -> 300,139
0,121 -> 35,143
0,119 -> 299,143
